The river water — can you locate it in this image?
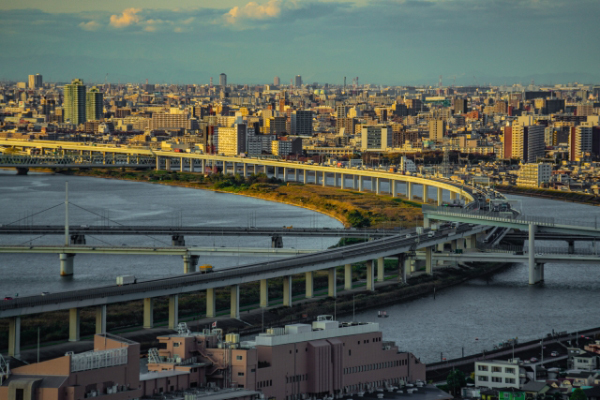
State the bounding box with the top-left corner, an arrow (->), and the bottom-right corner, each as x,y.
1,171 -> 600,363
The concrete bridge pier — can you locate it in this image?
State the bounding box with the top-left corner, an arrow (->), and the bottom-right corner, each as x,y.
344,264 -> 352,290
392,181 -> 397,197
450,191 -> 457,202
359,175 -> 363,191
466,235 -> 477,249
69,308 -> 80,342
407,182 -> 413,200
165,158 -> 171,171
230,285 -> 240,318
303,169 -> 307,183
283,168 -> 288,181
328,267 -> 337,298
202,159 -> 206,173
322,171 -> 326,187
425,247 -> 433,275
143,298 -> 154,328
183,254 -> 199,274
568,240 -> 575,254
377,257 -> 385,282
375,178 -> 380,194
180,157 -> 184,172
169,295 -> 179,329
70,234 -> 86,245
155,156 -> 161,171
341,173 -> 345,189
437,188 -> 443,206
295,169 -> 299,182
305,271 -> 313,298
206,288 -> 216,318
243,163 -> 247,177
60,253 -> 75,276
528,224 -> 540,285
396,254 -> 406,283
422,184 -> 429,202
366,260 -> 375,291
260,279 -> 269,308
8,317 -> 20,358
16,167 -> 29,175
96,305 -> 107,334
283,276 -> 292,306
172,235 -> 185,246
271,235 -> 283,248
254,164 -> 258,175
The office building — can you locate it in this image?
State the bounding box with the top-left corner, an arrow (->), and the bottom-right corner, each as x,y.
336,117 -> 357,135
361,125 -> 392,151
28,74 -> 42,89
454,98 -> 468,114
569,125 -> 593,161
291,110 -> 313,136
216,124 -> 246,156
512,123 -> 545,163
274,76 -> 280,86
295,75 -> 302,87
220,73 -> 227,87
150,110 -> 191,130
577,104 -> 594,117
63,78 -> 86,125
475,360 -> 522,389
86,86 -> 104,121
428,119 -> 446,142
516,163 -> 552,187
269,116 -> 287,135
336,105 -> 349,119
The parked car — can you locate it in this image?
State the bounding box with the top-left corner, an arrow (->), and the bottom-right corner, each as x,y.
530,357 -> 538,362
550,351 -> 559,357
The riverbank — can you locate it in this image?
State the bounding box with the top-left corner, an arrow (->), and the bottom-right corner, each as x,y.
62,168 -> 425,229
497,185 -> 600,207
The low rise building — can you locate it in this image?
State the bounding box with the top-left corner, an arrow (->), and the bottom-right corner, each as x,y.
475,359 -> 523,389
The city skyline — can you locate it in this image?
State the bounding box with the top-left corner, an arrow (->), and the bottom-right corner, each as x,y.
1,0 -> 599,85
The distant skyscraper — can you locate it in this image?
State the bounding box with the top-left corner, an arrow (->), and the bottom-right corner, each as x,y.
219,73 -> 227,87
64,78 -> 86,125
28,74 -> 42,89
274,76 -> 280,86
86,86 -> 104,121
295,75 -> 302,87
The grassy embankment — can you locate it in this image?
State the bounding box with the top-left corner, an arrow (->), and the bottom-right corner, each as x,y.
496,184 -> 600,206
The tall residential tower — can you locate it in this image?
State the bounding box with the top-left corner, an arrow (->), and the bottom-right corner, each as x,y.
64,78 -> 86,125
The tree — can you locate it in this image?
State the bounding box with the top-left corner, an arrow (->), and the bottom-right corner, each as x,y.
570,388 -> 587,400
446,369 -> 466,396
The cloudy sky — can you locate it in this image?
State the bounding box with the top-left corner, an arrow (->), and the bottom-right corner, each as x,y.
1,0 -> 598,86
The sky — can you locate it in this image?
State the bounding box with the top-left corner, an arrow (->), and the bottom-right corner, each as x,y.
1,0 -> 599,86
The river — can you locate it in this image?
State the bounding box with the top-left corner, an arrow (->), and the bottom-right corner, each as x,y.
1,171 -> 600,363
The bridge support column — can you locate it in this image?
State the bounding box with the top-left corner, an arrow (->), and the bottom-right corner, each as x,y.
450,240 -> 457,251
143,298 -> 154,329
201,159 -> 206,173
328,268 -> 337,298
303,169 -> 307,183
283,276 -> 292,306
377,257 -> 385,282
172,235 -> 186,246
425,247 -> 433,275
466,235 -> 477,249
528,224 -> 541,285
456,238 -> 464,250
407,182 -> 413,200
341,174 -> 345,189
359,175 -> 363,191
155,156 -> 161,171
70,234 -> 86,245
95,305 -> 107,334
271,235 -> 283,248
260,279 -> 269,308
437,242 -> 445,252
422,184 -> 429,202
437,188 -> 443,206
169,295 -> 179,329
8,317 -> 21,358
60,253 -> 75,276
243,163 -> 247,177
423,216 -> 430,228
165,158 -> 171,171
305,272 -> 313,298
450,191 -> 457,202
376,178 -> 380,194
398,254 -> 406,283
206,289 -> 216,318
568,240 -> 575,254
344,264 -> 352,290
180,157 -> 184,172
230,285 -> 240,318
69,308 -> 80,342
322,171 -> 326,187
283,168 -> 288,181
366,260 -> 375,291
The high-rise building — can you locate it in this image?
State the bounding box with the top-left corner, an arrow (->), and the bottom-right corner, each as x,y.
569,126 -> 593,161
336,105 -> 349,119
361,125 -> 392,151
63,78 -> 86,125
294,75 -> 302,87
512,123 -> 545,163
274,76 -> 280,86
86,86 -> 104,121
28,74 -> 42,89
454,98 -> 468,114
428,119 -> 446,142
269,116 -> 287,135
216,124 -> 246,156
291,110 -> 313,136
219,73 -> 227,87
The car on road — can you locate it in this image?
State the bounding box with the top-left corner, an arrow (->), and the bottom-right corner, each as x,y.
530,357 -> 538,362
550,351 -> 559,357
41,292 -> 50,296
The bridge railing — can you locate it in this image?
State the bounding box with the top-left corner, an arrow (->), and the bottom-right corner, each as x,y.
476,242 -> 524,253
422,205 -> 555,227
524,245 -> 600,256
0,154 -> 156,166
